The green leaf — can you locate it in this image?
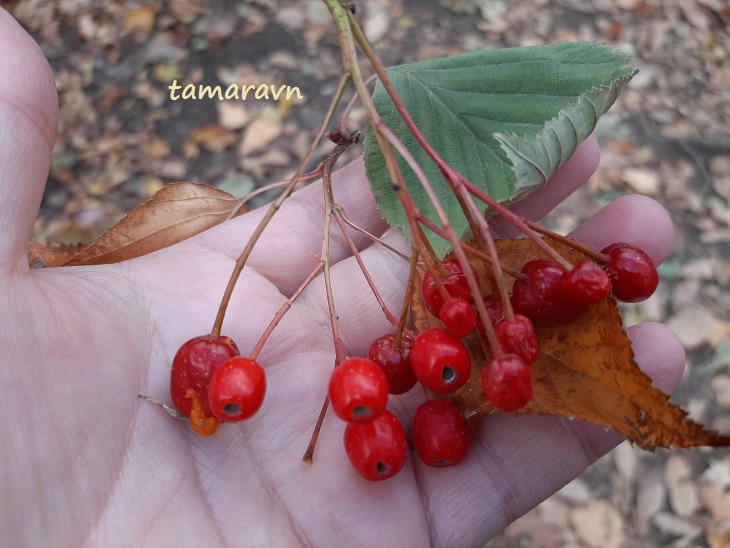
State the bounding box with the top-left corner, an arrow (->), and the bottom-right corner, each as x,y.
364,42 -> 636,256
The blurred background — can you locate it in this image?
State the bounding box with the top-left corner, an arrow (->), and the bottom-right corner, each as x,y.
6,0 -> 730,545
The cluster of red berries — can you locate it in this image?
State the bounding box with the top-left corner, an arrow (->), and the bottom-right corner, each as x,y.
324,241 -> 658,481
169,335 -> 266,436
163,241 -> 657,481
329,352 -> 470,481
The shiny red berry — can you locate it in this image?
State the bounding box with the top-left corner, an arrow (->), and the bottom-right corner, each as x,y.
560,260 -> 612,307
329,357 -> 389,423
410,328 -> 471,394
421,259 -> 478,317
511,260 -> 584,327
601,243 -> 659,303
481,354 -> 532,412
170,335 -> 240,418
494,314 -> 540,364
208,357 -> 266,422
439,298 -> 477,337
368,334 -> 417,395
412,399 -> 470,468
344,409 -> 408,481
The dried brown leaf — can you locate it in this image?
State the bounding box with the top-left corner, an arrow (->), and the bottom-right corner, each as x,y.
27,242 -> 87,268
192,124 -> 239,153
29,182 -> 248,267
412,239 -> 730,450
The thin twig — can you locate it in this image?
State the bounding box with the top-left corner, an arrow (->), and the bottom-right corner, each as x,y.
210,72 -> 352,338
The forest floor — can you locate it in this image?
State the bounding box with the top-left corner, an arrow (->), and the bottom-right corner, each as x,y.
7,0 -> 730,546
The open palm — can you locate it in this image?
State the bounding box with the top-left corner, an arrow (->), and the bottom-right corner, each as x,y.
1,11 -> 685,547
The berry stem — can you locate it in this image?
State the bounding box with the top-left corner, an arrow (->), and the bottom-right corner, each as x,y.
228,168 -> 325,221
455,184 -> 516,321
332,207 -> 416,338
337,73 -> 377,140
303,134 -> 362,463
371,101 -> 503,352
336,208 -> 410,261
209,71 -> 351,338
302,394 -> 330,464
322,0 -> 447,311
249,261 -> 324,361
459,177 -> 574,270
394,248 -> 419,348
460,242 -> 523,279
321,144 -> 352,367
524,220 -> 609,263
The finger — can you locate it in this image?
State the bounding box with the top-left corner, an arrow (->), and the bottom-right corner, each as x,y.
422,322 -> 685,546
0,10 -> 58,271
197,157 -> 388,296
567,193 -> 674,265
489,135 -> 600,238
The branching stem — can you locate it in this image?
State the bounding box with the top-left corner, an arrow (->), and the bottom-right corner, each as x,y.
210,72 -> 352,338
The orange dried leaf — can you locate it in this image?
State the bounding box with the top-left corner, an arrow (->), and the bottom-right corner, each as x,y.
27,241 -> 87,268
412,239 -> 730,451
29,182 -> 249,267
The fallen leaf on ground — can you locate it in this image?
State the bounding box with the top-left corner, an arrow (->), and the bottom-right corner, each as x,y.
192,124 -> 239,153
411,239 -> 730,450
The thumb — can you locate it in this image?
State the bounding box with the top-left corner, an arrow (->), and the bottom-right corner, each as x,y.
0,9 -> 58,273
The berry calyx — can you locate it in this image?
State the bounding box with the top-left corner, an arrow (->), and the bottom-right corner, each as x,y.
600,243 -> 659,303
170,335 -> 240,419
343,409 -> 408,481
187,388 -> 221,436
559,260 -> 612,307
410,328 -> 471,394
439,298 -> 477,337
494,314 -> 540,365
368,334 -> 417,395
481,354 -> 532,412
208,357 -> 266,422
511,260 -> 583,327
329,357 -> 389,423
412,399 -> 470,468
421,259 -> 478,317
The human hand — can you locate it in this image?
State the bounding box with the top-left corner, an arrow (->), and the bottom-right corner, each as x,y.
0,10 -> 684,547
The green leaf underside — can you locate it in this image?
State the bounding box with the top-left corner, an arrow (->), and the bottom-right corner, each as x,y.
363,42 -> 636,256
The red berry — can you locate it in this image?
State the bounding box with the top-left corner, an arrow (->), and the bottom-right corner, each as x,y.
368,334 -> 417,395
421,259 -> 478,317
410,328 -> 471,394
559,260 -> 611,307
494,314 -> 540,364
344,409 -> 408,481
481,354 -> 532,412
477,294 -> 505,340
412,399 -> 470,468
329,357 -> 389,423
439,298 -> 477,337
208,357 -> 266,422
511,260 -> 584,327
601,243 -> 659,303
170,335 -> 240,418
